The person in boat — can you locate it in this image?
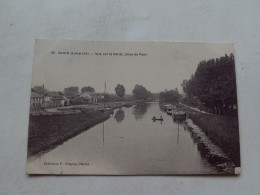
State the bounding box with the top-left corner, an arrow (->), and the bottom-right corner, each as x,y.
152,116 -> 163,120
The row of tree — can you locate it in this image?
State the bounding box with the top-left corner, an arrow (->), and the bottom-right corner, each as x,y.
32,86 -> 95,96
64,86 -> 96,97
132,84 -> 153,100
181,53 -> 237,114
32,84 -> 156,101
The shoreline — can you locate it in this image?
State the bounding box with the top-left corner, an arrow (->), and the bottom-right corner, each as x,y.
177,103 -> 240,167
183,119 -> 236,174
30,101 -> 132,115
27,110 -> 110,157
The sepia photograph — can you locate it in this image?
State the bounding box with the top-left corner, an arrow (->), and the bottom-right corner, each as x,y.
27,40 -> 240,175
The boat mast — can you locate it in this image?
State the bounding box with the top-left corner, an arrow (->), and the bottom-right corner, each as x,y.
103,122 -> 104,145
177,124 -> 179,145
103,81 -> 106,108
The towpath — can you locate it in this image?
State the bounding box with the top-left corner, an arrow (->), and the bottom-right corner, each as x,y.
179,103 -> 211,114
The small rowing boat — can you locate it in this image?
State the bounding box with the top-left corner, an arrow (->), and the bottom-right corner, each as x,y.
152,116 -> 163,121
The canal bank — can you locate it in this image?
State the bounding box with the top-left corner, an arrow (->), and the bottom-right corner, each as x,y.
177,103 -> 240,167
183,119 -> 236,173
27,110 -> 110,157
28,102 -> 223,175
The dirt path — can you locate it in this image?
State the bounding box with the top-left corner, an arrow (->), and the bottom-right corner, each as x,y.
179,103 -> 211,114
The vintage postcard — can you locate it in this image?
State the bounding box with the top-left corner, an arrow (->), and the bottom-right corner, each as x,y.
27,40 -> 240,175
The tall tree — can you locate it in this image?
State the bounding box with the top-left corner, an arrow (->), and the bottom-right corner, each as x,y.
115,84 -> 125,98
81,86 -> 95,93
63,86 -> 79,97
159,89 -> 180,103
32,85 -> 48,95
181,53 -> 237,110
132,84 -> 152,100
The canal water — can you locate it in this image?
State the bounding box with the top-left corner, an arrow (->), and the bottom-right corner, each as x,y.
28,102 -> 233,175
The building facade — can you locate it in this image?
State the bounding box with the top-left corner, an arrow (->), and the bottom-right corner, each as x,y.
30,92 -> 43,110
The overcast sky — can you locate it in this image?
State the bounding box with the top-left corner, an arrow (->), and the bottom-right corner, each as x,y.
32,40 -> 235,94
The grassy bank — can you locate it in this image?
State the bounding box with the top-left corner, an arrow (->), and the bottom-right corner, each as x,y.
188,113 -> 240,166
27,110 -> 110,157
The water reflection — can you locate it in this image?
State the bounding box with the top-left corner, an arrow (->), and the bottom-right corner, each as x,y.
171,116 -> 230,173
152,119 -> 163,125
159,103 -> 164,111
173,118 -> 185,124
102,122 -> 105,144
183,124 -> 200,144
182,120 -> 234,173
176,123 -> 180,145
114,109 -> 125,123
132,102 -> 151,120
172,119 -> 185,145
29,102 -> 223,174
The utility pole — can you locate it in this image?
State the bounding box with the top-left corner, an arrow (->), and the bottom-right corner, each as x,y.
103,81 -> 106,108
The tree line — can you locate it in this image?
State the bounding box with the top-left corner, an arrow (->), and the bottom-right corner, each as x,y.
181,53 -> 237,115
32,86 -> 95,96
32,83 -> 158,101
